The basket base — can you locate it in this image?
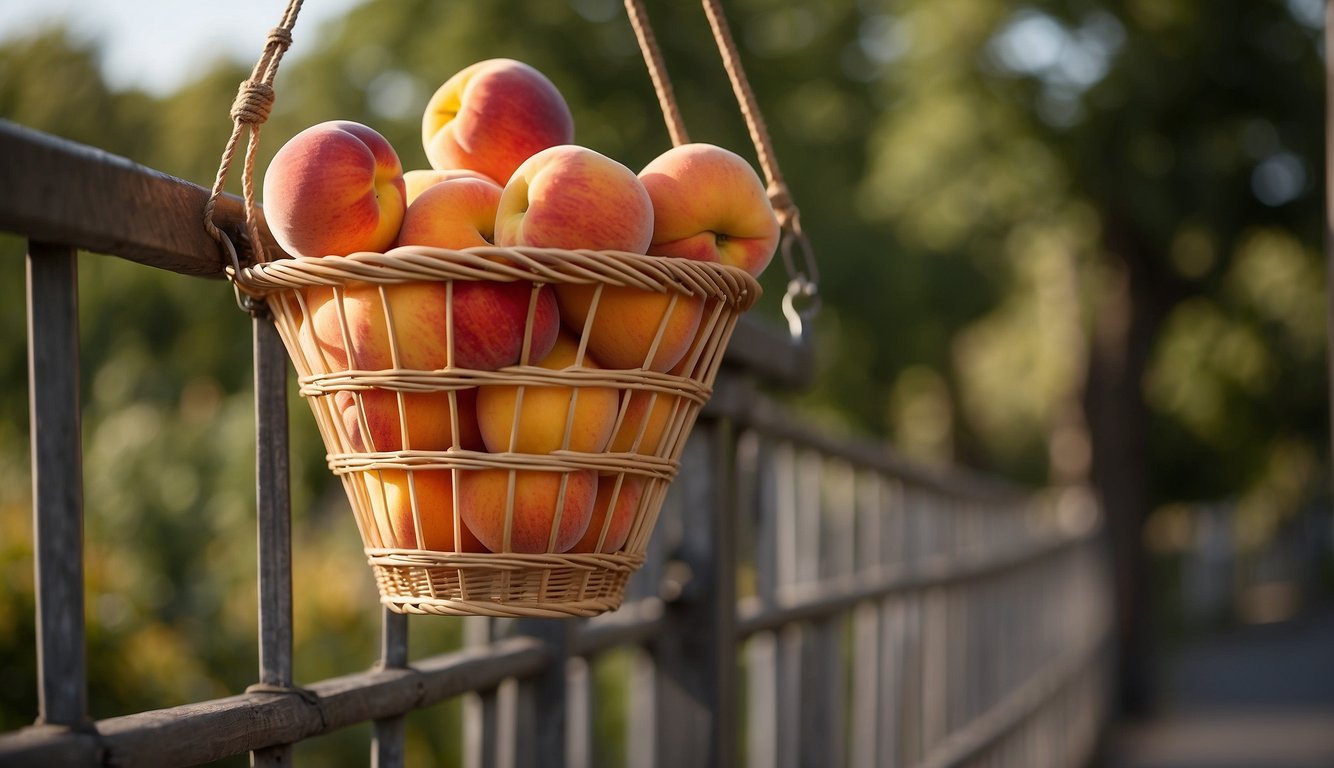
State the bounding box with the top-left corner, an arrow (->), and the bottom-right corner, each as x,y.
367,549 -> 645,618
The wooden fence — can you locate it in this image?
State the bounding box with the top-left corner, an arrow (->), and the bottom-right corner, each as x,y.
0,119 -> 1112,767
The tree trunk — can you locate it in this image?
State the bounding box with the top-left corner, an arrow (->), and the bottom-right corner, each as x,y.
1084,213 -> 1174,717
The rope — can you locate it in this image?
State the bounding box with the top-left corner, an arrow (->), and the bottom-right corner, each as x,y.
203,0 -> 305,277
699,0 -> 788,224
697,0 -> 819,334
623,0 -> 690,147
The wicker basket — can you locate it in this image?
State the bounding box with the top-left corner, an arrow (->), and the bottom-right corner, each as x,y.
207,0 -> 809,618
238,244 -> 759,617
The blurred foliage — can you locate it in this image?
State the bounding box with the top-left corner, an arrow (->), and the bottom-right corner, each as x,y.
0,0 -> 1330,761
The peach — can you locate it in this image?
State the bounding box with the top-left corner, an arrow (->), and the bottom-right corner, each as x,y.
569,474 -> 646,553
554,284 -> 703,372
262,120 -> 406,259
639,143 -> 780,277
494,144 -> 655,254
475,331 -> 621,454
364,469 -> 485,552
396,175 -> 503,248
336,387 -> 483,453
403,167 -> 494,204
457,469 -> 596,553
422,58 -> 574,185
610,389 -> 682,455
309,278 -> 559,374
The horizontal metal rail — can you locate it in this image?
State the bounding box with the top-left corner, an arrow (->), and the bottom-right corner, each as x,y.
915,624 -> 1108,768
737,524 -> 1095,639
0,636 -> 549,768
705,375 -> 1030,504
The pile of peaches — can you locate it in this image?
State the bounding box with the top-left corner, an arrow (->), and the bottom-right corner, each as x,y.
260,58 -> 778,558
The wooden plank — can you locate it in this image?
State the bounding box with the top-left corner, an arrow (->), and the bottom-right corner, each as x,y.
0,119 -> 278,277
27,242 -> 87,729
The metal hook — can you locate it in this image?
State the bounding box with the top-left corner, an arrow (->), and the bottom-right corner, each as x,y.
777,212 -> 820,342
218,230 -> 269,318
781,275 -> 821,343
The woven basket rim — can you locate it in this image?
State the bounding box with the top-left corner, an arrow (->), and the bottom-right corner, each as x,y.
238,245 -> 762,310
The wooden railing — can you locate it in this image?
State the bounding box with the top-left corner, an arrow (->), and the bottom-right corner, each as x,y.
0,118 -> 1111,767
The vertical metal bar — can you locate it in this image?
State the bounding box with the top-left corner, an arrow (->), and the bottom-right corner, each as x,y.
26,242 -> 86,729
799,617 -> 846,768
744,633 -> 777,768
466,688 -> 503,768
651,419 -> 737,768
878,596 -> 905,767
513,618 -> 573,768
850,602 -> 878,768
461,618 -> 498,768
627,647 -> 657,768
372,609 -> 409,767
565,655 -> 591,768
1327,0 -> 1334,505
775,625 -> 801,768
252,314 -> 294,767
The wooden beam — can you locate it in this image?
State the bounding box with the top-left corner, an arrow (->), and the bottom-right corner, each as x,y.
0,119 -> 274,277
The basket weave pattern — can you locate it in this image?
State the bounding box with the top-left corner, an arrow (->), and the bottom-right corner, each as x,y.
241,244 -> 759,617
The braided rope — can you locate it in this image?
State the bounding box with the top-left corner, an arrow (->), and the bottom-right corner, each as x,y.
623,0 -> 690,147
699,0 -> 820,331
700,0 -> 789,221
203,1 -> 304,273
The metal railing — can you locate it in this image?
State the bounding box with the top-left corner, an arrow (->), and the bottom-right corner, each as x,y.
0,119 -> 1111,767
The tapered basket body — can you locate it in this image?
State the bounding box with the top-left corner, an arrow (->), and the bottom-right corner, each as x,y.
239,244 -> 760,617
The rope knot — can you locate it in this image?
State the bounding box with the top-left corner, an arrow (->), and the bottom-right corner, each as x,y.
266,26 -> 294,52
230,80 -> 276,126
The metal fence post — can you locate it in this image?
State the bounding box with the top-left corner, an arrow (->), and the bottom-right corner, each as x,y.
372,609 -> 409,768
251,313 -> 295,767
27,242 -> 87,730
651,417 -> 737,768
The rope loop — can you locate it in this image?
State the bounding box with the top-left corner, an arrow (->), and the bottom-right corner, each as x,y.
230,80 -> 277,125
265,26 -> 294,52
204,0 -> 304,314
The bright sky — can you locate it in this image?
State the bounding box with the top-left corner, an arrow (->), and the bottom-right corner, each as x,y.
0,0 -> 364,96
